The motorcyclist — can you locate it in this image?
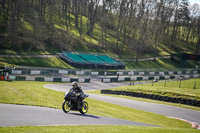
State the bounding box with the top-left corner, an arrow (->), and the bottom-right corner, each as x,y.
71,81 -> 84,107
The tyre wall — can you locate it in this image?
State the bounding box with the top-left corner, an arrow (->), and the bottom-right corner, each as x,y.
101,90 -> 200,107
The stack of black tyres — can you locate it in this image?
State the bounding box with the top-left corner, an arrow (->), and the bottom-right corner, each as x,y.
101,90 -> 200,107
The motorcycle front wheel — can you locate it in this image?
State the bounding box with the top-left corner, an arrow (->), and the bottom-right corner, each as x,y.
79,101 -> 88,114
62,100 -> 71,113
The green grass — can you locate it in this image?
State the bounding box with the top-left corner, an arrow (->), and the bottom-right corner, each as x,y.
1,125 -> 200,133
0,81 -> 63,108
0,81 -> 193,129
108,79 -> 200,101
52,13 -> 101,46
87,98 -> 191,128
0,57 -> 73,69
1,55 -> 200,70
0,48 -> 59,55
88,90 -> 200,111
125,58 -> 200,70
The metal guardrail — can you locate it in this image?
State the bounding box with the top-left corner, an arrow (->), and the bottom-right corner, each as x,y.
3,66 -> 200,77
4,66 -> 92,76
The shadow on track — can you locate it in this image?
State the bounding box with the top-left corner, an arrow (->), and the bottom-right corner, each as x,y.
69,112 -> 100,119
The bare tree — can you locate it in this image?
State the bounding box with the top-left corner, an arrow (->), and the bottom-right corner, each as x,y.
78,0 -> 87,37
87,0 -> 100,37
62,0 -> 70,31
115,0 -> 126,47
186,3 -> 199,42
195,4 -> 200,54
100,0 -> 109,49
170,0 -> 180,47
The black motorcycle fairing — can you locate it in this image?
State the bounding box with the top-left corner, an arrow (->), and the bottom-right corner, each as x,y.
64,90 -> 83,109
63,89 -> 89,114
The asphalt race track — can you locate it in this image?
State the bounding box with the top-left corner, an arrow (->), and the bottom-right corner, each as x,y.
0,103 -> 156,127
44,81 -> 200,126
44,81 -> 129,92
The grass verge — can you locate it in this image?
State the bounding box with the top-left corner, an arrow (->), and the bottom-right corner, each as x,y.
107,79 -> 200,101
87,90 -> 200,111
125,58 -> 200,70
1,125 -> 200,133
0,56 -> 73,69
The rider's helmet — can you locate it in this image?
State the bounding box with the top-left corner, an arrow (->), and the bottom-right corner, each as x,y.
72,81 -> 78,88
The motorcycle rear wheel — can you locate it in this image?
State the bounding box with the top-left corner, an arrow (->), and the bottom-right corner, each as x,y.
62,100 -> 71,113
79,101 -> 88,114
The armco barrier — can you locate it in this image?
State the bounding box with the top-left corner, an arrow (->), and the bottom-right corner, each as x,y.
11,76 -> 90,83
7,67 -> 200,77
101,90 -> 200,107
15,76 -> 25,81
53,78 -> 62,82
35,77 -> 44,81
101,74 -> 200,82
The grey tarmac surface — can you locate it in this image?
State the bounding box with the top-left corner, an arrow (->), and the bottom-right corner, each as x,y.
44,81 -> 200,125
44,81 -> 129,92
0,103 -> 156,127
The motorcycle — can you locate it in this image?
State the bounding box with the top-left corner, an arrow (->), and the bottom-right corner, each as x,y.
62,89 -> 89,114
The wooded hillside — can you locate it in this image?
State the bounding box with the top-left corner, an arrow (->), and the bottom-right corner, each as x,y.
0,0 -> 200,60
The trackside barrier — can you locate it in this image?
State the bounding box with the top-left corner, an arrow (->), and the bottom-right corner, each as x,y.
15,76 -> 25,81
7,67 -> 200,77
11,76 -> 90,83
101,74 -> 200,83
101,90 -> 200,107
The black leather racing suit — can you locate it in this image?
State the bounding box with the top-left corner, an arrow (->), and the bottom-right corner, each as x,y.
71,86 -> 84,106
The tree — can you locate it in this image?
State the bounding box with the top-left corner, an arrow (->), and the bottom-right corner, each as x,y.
127,0 -> 154,62
87,0 -> 100,37
115,0 -> 126,47
194,4 -> 200,54
179,0 -> 190,41
151,0 -> 163,60
78,0 -> 87,37
100,0 -> 109,49
186,3 -> 199,42
62,0 -> 70,31
170,0 -> 180,47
